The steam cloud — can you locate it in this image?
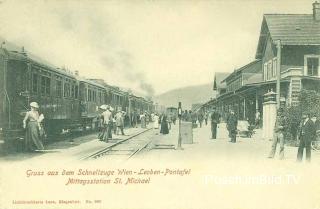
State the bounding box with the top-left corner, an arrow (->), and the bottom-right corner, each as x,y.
102,51 -> 155,97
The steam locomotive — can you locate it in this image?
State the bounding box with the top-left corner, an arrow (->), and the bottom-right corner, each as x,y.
0,47 -> 154,151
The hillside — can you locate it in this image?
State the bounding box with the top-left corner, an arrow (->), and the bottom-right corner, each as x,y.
154,83 -> 215,110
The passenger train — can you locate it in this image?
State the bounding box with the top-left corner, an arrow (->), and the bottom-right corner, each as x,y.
0,46 -> 154,151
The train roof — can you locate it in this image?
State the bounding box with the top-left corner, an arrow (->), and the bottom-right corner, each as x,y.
76,76 -> 106,89
0,37 -> 76,79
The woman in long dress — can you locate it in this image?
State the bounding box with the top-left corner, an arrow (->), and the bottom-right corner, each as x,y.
160,114 -> 169,134
140,113 -> 146,128
23,102 -> 45,152
153,114 -> 159,129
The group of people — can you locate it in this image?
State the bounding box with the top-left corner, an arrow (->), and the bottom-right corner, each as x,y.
208,106 -> 319,162
182,110 -> 209,128
151,113 -> 171,135
209,108 -> 238,143
268,109 -> 320,162
98,105 -> 127,142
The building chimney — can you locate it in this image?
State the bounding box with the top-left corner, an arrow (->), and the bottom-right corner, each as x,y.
313,1 -> 320,21
21,46 -> 27,56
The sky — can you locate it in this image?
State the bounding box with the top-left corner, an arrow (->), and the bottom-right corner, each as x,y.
0,0 -> 314,96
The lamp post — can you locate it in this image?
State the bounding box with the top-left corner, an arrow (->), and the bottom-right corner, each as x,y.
176,102 -> 183,150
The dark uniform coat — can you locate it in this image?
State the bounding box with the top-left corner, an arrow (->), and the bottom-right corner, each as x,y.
227,113 -> 238,131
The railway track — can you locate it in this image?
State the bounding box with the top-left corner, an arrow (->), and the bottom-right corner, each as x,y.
80,128 -> 154,161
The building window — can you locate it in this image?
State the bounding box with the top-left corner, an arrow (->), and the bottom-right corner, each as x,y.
268,61 -> 272,80
306,57 -> 319,76
264,63 -> 267,81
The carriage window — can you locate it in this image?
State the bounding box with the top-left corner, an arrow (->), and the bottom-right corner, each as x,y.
88,89 -> 92,101
93,91 -> 96,102
64,82 -> 70,97
40,76 -> 50,96
74,85 -> 78,99
45,77 -> 50,95
99,92 -> 102,103
40,76 -> 46,95
71,85 -> 75,98
32,74 -> 38,93
56,80 -> 62,97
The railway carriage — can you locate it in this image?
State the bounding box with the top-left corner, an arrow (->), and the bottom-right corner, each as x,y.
0,44 -> 155,153
78,78 -> 106,130
0,48 -> 82,143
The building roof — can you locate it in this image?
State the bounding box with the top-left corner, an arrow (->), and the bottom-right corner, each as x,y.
213,72 -> 229,90
256,14 -> 320,58
223,60 -> 261,83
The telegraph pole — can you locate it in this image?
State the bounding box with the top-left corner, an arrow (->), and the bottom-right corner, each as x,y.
176,102 -> 183,150
276,40 -> 281,109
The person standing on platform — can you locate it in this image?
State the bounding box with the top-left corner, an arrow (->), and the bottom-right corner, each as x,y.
210,108 -> 220,139
160,114 -> 169,134
98,105 -> 107,140
115,110 -> 125,135
227,110 -> 238,143
268,108 -> 286,160
255,111 -> 261,129
167,114 -> 172,130
132,111 -> 138,128
23,102 -> 45,152
204,111 -> 208,126
296,114 -> 316,162
140,112 -> 146,128
182,110 -> 188,121
100,105 -> 113,142
172,114 -> 177,125
153,113 -> 159,129
198,111 -> 204,128
191,111 -> 197,128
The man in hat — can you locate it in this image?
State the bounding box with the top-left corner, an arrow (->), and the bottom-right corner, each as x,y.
296,114 -> 316,162
100,105 -> 113,142
268,108 -> 286,159
227,109 -> 238,143
210,108 -> 220,139
115,110 -> 125,135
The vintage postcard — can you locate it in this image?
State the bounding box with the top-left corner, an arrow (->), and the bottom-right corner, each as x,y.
0,0 -> 320,209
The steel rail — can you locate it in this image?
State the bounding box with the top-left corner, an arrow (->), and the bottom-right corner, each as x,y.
80,128 -> 152,160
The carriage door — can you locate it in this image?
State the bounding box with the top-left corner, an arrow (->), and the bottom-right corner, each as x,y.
7,60 -> 29,128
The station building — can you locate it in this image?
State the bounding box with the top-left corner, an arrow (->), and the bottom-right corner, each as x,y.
203,1 -> 320,125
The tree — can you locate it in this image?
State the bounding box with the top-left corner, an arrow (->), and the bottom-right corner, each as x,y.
283,89 -> 320,142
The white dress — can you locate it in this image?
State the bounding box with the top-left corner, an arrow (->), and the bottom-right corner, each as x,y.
153,115 -> 159,129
